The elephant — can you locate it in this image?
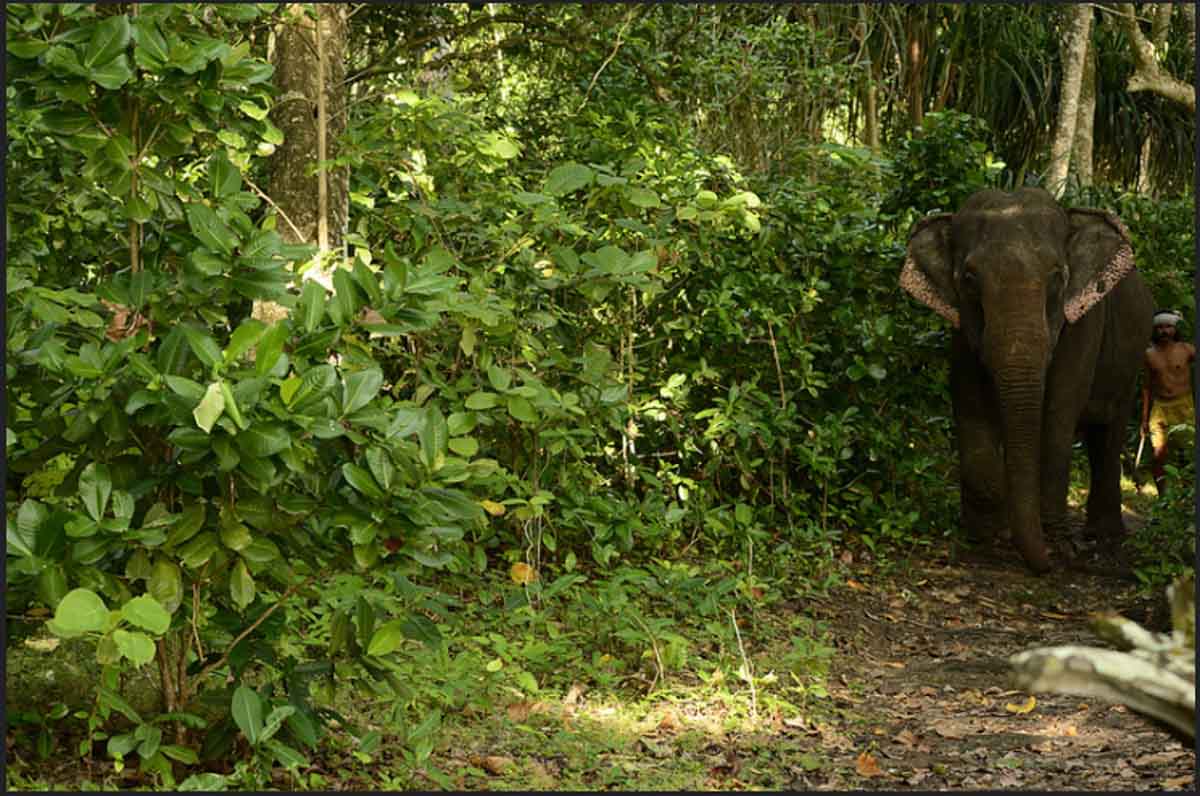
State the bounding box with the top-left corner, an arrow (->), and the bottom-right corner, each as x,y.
900,187 -> 1153,573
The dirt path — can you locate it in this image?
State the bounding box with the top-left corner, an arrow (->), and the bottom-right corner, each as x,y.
785,534 -> 1194,790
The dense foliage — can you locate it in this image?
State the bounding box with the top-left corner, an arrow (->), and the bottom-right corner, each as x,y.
5,3 -> 1193,788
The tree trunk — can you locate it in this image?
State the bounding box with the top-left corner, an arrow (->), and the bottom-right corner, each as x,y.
1046,3 -> 1093,198
1070,35 -> 1096,189
254,3 -> 349,324
1136,137 -> 1154,195
904,7 -> 927,129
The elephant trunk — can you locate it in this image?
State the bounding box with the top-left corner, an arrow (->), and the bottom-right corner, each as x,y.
989,326 -> 1053,573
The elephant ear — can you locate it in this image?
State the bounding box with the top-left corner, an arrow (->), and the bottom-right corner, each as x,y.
1063,208 -> 1136,323
900,213 -> 959,327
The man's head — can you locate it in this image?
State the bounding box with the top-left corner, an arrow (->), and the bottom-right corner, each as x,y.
1153,311 -> 1181,343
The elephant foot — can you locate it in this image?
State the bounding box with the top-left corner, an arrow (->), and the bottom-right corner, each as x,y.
961,507 -> 1007,544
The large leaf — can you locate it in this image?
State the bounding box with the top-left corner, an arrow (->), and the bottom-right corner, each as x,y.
332,268 -> 360,325
84,14 -> 131,69
185,203 -> 237,256
120,595 -> 171,634
181,325 -> 223,370
208,152 -> 242,199
149,559 -> 183,614
236,424 -> 291,458
113,629 -> 156,667
544,162 -> 594,196
366,619 -> 405,656
254,322 -> 288,377
10,499 -> 48,558
300,279 -> 326,333
507,395 -> 539,424
47,588 -> 109,638
230,559 -> 255,610
79,462 -> 112,522
224,319 -> 267,365
91,54 -> 133,90
342,367 -> 383,417
342,463 -> 385,500
231,686 -> 264,746
193,382 -> 225,433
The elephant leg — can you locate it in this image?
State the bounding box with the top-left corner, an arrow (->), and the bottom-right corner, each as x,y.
1083,422 -> 1127,541
951,347 -> 1007,543
958,423 -> 1007,542
1037,422 -> 1077,544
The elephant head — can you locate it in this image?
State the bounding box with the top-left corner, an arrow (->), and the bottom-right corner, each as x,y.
899,188 -> 1136,571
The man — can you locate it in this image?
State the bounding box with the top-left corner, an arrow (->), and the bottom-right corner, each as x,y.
1140,311 -> 1195,496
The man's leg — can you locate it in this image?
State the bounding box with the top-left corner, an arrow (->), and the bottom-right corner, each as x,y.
1150,403 -> 1170,497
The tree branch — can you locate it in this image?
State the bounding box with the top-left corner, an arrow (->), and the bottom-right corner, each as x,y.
1116,3 -> 1195,111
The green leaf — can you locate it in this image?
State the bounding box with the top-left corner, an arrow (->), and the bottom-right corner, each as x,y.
235,424 -> 291,458
365,620 -> 404,656
487,365 -> 512,392
185,203 -> 237,256
260,705 -> 296,744
179,773 -> 227,791
179,532 -> 218,569
132,17 -> 168,68
219,522 -> 252,552
47,588 -> 109,638
149,560 -> 183,614
223,319 -> 267,365
342,367 -> 383,417
231,686 -> 263,746
193,382 -> 225,433
120,595 -> 171,634
507,396 -> 538,424
300,279 -> 326,333
351,260 -> 382,306
544,162 -> 594,196
448,437 -> 478,457
209,153 -> 242,199
90,54 -> 133,90
84,14 -> 131,68
10,499 -> 48,558
401,614 -> 443,650
365,447 -> 395,492
254,322 -> 288,377
79,462 -> 112,522
160,745 -> 199,765
108,732 -> 139,759
230,559 -> 255,611
113,629 -> 156,667
342,463 -> 385,500
8,38 -> 50,59
126,195 -> 153,223
181,325 -> 223,370
240,537 -> 280,564
264,738 -> 307,770
419,406 -> 448,469
464,391 -> 500,410
331,267 -> 359,325
238,100 -> 268,120
626,187 -> 661,208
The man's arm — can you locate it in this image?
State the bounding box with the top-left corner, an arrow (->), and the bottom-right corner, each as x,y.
1140,356 -> 1154,433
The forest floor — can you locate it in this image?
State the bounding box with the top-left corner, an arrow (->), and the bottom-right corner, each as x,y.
7,487 -> 1194,791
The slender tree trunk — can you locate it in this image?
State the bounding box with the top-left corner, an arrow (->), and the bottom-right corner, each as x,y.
1136,137 -> 1154,195
254,3 -> 349,324
858,4 -> 880,153
1071,35 -> 1096,189
1046,3 -> 1092,198
904,7 -> 927,129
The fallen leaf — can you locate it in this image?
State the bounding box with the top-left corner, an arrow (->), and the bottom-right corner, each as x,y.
856,751 -> 884,778
563,683 -> 586,706
482,755 -> 513,775
893,729 -> 919,748
846,579 -> 868,591
1162,775 -> 1195,789
656,708 -> 683,734
931,722 -> 967,739
1005,695 -> 1037,714
882,660 -> 906,669
509,562 -> 537,585
23,637 -> 60,652
506,700 -> 548,722
1040,611 -> 1070,620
